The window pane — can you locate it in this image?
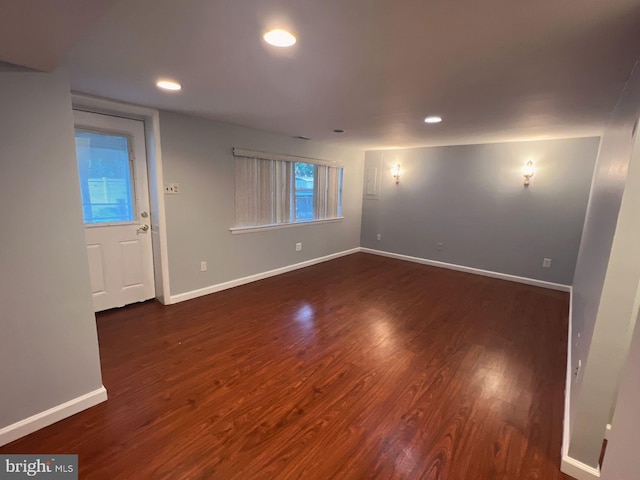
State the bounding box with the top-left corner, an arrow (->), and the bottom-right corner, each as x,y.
75,131 -> 134,224
295,162 -> 314,220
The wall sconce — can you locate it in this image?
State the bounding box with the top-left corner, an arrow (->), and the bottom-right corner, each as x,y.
391,164 -> 401,184
522,160 -> 535,186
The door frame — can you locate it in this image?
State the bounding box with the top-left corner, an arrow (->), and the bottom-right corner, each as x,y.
72,93 -> 171,305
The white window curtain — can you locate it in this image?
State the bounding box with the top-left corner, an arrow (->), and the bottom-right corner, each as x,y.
313,165 -> 328,220
312,165 -> 341,220
234,148 -> 343,228
234,156 -> 293,227
327,166 -> 341,218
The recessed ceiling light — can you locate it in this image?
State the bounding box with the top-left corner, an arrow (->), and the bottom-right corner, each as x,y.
333,129 -> 345,133
156,80 -> 182,91
424,116 -> 442,124
264,29 -> 297,47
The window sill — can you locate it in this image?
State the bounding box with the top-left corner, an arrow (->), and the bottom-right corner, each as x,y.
229,217 -> 344,235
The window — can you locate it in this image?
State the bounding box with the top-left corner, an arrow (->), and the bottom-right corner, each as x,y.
295,162 -> 314,221
233,148 -> 344,230
75,130 -> 135,224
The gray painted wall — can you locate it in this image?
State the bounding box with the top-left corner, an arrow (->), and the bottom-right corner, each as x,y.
361,138 -> 599,285
0,67 -> 104,429
159,111 -> 364,297
600,306 -> 640,480
568,59 -> 640,468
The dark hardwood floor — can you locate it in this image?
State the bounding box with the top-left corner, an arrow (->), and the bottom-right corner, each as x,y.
1,253 -> 572,479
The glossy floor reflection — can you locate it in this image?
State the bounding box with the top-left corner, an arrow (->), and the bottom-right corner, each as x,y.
1,253 -> 572,479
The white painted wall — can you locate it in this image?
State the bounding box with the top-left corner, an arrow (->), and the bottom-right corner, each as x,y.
0,66 -> 104,433
600,306 -> 640,479
567,58 -> 640,468
158,111 -> 365,298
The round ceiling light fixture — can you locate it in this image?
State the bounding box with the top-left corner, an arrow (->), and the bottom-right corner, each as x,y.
156,80 -> 182,91
264,29 -> 297,47
424,115 -> 443,124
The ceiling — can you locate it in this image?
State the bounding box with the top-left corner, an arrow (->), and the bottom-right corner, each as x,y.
5,1 -> 640,149
0,0 -> 116,72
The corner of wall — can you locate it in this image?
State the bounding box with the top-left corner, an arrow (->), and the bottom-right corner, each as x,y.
561,456 -> 601,480
561,287 -> 602,480
0,387 -> 107,448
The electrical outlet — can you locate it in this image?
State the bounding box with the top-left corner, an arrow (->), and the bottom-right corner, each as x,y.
376,234 -> 381,241
165,183 -> 180,195
200,261 -> 207,272
296,242 -> 302,252
437,242 -> 444,252
574,359 -> 582,378
542,258 -> 552,268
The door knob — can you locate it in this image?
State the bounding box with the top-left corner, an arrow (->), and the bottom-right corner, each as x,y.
137,224 -> 149,233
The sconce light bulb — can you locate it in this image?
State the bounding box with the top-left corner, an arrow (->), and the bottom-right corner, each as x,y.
391,164 -> 401,184
523,160 -> 535,186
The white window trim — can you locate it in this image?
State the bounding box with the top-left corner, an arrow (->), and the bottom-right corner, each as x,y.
229,217 -> 344,235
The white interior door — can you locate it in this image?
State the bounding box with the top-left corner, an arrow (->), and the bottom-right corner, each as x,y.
73,110 -> 155,312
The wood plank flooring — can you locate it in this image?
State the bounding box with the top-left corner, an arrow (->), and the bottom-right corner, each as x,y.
1,253 -> 572,479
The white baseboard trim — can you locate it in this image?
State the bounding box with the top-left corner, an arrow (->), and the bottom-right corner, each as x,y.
170,248 -> 571,304
359,248 -> 572,292
0,386 -> 108,447
169,248 -> 361,304
561,456 -> 601,479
